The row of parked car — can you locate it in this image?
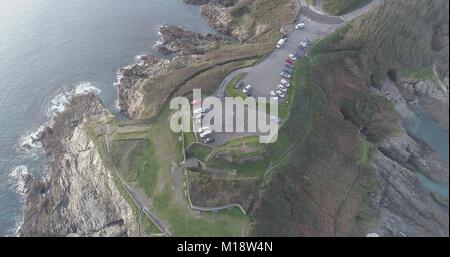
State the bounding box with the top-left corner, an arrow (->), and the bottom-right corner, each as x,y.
269,52 -> 300,100
193,107 -> 216,144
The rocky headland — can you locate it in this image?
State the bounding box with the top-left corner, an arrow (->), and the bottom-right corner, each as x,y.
20,94 -> 138,237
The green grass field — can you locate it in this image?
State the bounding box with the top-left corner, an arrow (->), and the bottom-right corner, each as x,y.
225,73 -> 248,98
186,142 -> 214,163
106,105 -> 248,236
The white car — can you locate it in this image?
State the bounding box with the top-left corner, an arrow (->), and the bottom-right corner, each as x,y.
193,107 -> 206,115
199,130 -> 212,139
280,79 -> 289,85
276,90 -> 285,98
295,23 -> 305,30
270,91 -> 277,97
242,84 -> 252,94
288,54 -> 297,61
197,126 -> 211,133
193,113 -> 204,119
277,84 -> 287,92
276,38 -> 287,48
299,41 -> 308,49
281,72 -> 291,79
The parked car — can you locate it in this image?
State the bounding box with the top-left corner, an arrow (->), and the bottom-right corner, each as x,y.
299,40 -> 310,49
288,54 -> 297,61
283,68 -> 292,74
242,84 -> 252,94
193,107 -> 206,115
276,38 -> 287,48
284,64 -> 292,69
200,130 -> 212,139
270,91 -> 277,97
235,81 -> 244,89
277,84 -> 288,92
280,79 -> 289,85
295,23 -> 305,30
290,53 -> 300,59
275,90 -> 285,98
193,113 -> 204,120
286,59 -> 294,65
204,137 -> 215,144
281,72 -> 291,79
197,126 -> 211,133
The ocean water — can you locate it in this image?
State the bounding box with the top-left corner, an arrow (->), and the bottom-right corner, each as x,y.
0,0 -> 212,236
401,110 -> 449,198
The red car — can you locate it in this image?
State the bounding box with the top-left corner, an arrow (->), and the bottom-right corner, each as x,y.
285,59 -> 294,65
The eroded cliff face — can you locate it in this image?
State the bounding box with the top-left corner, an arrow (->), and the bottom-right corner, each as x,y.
21,94 -> 138,237
367,150 -> 448,237
116,55 -> 173,119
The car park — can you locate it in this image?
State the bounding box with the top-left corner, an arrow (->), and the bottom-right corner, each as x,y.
299,40 -> 310,49
275,90 -> 285,98
277,84 -> 287,92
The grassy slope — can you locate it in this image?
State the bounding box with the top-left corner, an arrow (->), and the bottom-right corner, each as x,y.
250,22 -> 398,236
108,106 -> 248,236
320,0 -> 373,16
251,0 -> 449,236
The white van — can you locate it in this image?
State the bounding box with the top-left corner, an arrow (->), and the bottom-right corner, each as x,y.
276,38 -> 286,48
295,23 -> 305,30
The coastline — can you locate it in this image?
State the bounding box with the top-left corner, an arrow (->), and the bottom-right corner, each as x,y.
14,0 -> 449,237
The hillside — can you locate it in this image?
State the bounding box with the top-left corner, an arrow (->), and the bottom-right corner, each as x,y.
251,0 -> 449,236
309,0 -> 374,16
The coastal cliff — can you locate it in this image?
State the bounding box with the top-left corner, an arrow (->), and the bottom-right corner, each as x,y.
251,0 -> 449,237
20,94 -> 138,237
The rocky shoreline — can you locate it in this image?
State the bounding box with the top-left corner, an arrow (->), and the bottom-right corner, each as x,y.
115,25 -> 228,119
20,94 -> 138,236
19,0 -> 448,237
